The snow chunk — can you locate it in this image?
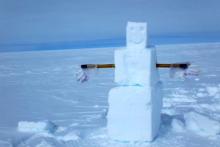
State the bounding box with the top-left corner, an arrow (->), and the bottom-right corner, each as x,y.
184,111 -> 220,137
17,121 -> 57,134
57,132 -> 79,141
206,86 -> 219,97
196,92 -> 207,97
36,140 -> 53,147
56,126 -> 67,133
70,123 -> 79,127
171,119 -> 185,132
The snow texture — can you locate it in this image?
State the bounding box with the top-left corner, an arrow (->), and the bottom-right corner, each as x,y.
171,119 -> 185,132
206,86 -> 220,97
1,43 -> 220,146
18,121 -> 57,134
57,132 -> 79,141
184,111 -> 220,137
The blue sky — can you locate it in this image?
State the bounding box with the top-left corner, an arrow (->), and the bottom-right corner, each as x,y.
1,0 -> 220,51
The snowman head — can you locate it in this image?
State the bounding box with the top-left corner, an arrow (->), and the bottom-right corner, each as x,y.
126,22 -> 147,50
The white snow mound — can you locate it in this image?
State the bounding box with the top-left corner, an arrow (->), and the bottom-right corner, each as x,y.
17,121 -> 57,134
184,111 -> 220,137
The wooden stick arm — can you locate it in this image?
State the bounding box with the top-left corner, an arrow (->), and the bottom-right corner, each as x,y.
81,63 -> 190,70
157,63 -> 190,69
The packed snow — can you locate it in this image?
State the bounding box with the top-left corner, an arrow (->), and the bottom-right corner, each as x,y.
0,42 -> 220,146
184,111 -> 220,137
171,118 -> 184,133
17,121 -> 57,134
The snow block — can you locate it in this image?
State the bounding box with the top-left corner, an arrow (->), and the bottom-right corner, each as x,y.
17,121 -> 57,134
114,47 -> 159,86
107,83 -> 162,141
126,22 -> 147,49
184,111 -> 220,137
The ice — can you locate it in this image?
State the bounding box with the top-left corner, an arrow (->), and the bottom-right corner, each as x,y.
114,47 -> 159,86
17,121 -> 57,134
126,22 -> 147,50
184,111 -> 220,137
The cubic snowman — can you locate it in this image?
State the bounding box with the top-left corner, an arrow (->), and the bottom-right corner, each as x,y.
107,22 -> 163,141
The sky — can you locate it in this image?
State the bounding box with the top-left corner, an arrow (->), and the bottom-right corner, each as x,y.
1,0 -> 220,51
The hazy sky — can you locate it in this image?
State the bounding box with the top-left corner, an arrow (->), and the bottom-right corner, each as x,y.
1,0 -> 220,48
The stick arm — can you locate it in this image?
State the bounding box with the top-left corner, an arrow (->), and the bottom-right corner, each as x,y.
81,63 -> 190,70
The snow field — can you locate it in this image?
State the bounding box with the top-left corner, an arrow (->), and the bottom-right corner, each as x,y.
1,43 -> 220,146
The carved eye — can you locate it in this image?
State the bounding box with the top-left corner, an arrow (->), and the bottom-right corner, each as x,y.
139,26 -> 144,31
130,26 -> 134,31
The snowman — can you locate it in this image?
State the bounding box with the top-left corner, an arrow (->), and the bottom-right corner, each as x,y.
107,22 -> 163,142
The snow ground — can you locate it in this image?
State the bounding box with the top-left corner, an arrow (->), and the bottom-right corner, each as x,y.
0,43 -> 220,146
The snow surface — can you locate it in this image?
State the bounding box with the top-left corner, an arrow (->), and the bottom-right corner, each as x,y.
184,111 -> 220,137
0,43 -> 220,146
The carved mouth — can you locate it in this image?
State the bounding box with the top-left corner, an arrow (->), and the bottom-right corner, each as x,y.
130,36 -> 144,44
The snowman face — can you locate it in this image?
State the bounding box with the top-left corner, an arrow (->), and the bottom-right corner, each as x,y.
126,22 -> 147,49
